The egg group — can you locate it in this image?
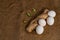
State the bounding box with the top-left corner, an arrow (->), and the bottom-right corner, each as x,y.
36,19 -> 46,35
36,10 -> 56,35
47,10 -> 56,25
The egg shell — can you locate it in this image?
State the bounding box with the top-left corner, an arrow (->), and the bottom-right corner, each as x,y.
38,19 -> 46,27
36,25 -> 44,35
47,17 -> 54,25
48,10 -> 56,17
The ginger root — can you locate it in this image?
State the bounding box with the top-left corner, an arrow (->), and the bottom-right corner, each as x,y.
26,9 -> 49,32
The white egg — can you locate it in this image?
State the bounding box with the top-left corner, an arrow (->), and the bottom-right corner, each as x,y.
38,19 -> 46,27
48,10 -> 56,17
47,17 -> 54,25
36,25 -> 44,35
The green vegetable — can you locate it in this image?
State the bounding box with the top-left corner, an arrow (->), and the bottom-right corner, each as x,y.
26,12 -> 31,17
32,8 -> 36,12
